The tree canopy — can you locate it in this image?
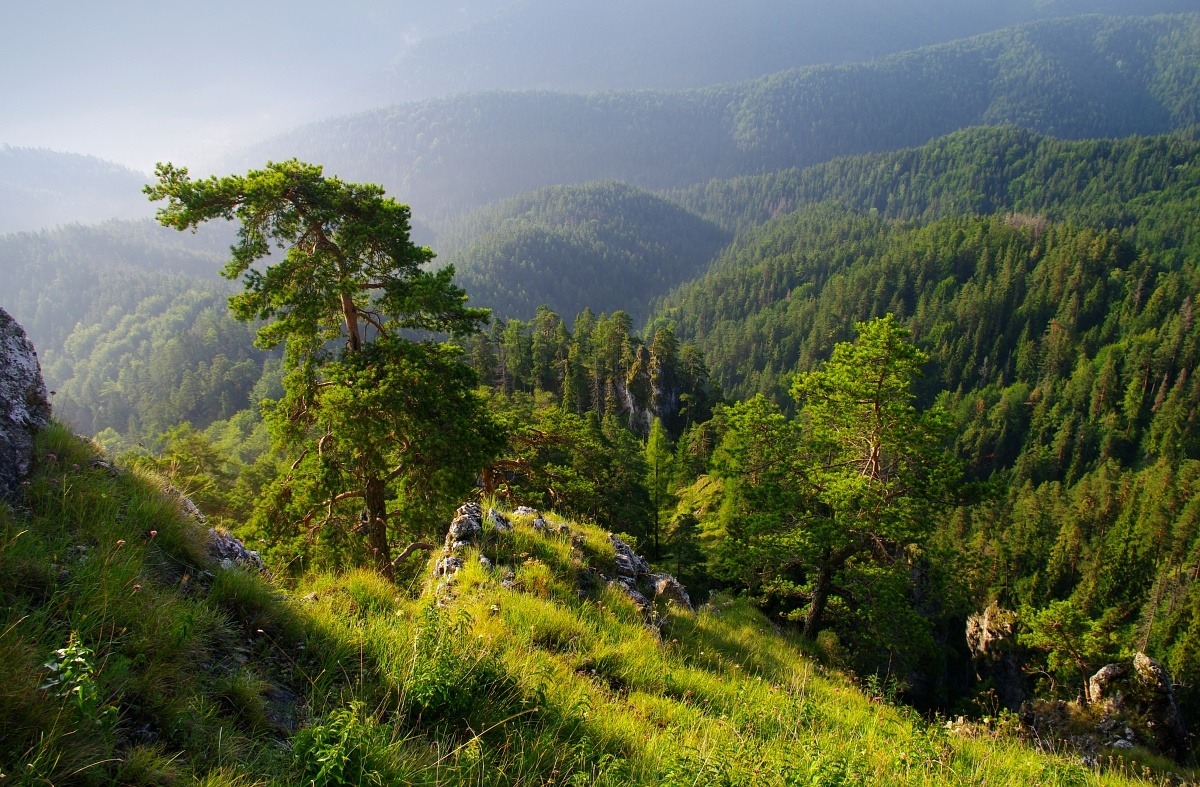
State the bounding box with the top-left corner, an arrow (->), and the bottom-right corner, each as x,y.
146,159 -> 501,576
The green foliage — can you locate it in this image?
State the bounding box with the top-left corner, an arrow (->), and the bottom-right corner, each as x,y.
2,426 -> 1178,784
402,605 -> 509,722
38,632 -> 117,735
712,318 -> 959,656
147,159 -> 502,575
292,701 -> 393,787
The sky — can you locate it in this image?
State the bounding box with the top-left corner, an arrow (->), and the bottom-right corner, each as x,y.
0,1 -> 509,173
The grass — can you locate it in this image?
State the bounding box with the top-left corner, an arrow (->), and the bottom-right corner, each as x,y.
1,424 -> 1194,784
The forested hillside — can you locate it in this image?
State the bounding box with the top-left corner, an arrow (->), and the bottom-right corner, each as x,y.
0,147 -> 151,233
646,127 -> 1200,746
9,0 -> 1200,782
656,128 -> 1200,400
384,0 -> 1199,99
669,126 -> 1200,233
0,220 -> 278,442
239,13 -> 1200,220
437,182 -> 730,321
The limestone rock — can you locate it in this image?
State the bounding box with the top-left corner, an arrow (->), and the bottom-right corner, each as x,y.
445,503 -> 483,550
0,308 -> 51,503
610,533 -> 649,580
488,508 -> 513,532
965,603 -> 1025,710
606,533 -> 693,613
434,555 -> 464,578
1087,653 -> 1189,758
206,527 -> 267,573
648,572 -> 693,610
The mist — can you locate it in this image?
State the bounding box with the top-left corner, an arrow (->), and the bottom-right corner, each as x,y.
1,0 -> 511,172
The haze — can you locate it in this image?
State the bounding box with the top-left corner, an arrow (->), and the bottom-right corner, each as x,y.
1,1 -> 509,172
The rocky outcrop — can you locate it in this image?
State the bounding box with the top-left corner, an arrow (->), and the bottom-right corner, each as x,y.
433,503 -> 694,616
608,533 -> 693,613
1088,652 -> 1189,758
0,308 -> 51,503
1020,652 -> 1190,766
435,502 -> 486,581
965,603 -> 1025,710
207,527 -> 267,573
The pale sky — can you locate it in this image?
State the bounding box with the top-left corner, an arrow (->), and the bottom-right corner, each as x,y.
0,1 -> 508,172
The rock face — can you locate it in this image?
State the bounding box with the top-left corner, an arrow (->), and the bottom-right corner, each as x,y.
965,603 -> 1025,710
0,308 -> 51,504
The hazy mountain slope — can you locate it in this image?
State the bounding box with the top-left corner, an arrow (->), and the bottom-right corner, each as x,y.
0,219 -> 230,353
385,0 -> 1200,100
0,147 -> 151,233
239,13 -> 1200,221
437,182 -> 732,321
0,220 -> 275,440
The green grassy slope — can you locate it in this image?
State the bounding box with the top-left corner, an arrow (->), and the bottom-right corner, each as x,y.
0,424 -> 1176,784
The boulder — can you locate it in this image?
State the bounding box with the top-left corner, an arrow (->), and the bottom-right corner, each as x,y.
0,308 -> 51,503
610,533 -> 649,580
207,527 -> 266,573
648,572 -> 693,610
445,503 -> 483,549
1089,653 -> 1189,758
488,507 -> 513,532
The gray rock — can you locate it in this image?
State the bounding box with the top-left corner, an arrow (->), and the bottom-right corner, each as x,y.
514,506 -> 539,517
1089,663 -> 1127,704
434,555 -> 464,577
488,508 -> 513,532
445,506 -> 483,550
207,527 -> 266,572
0,308 -> 51,503
532,516 -> 549,533
965,603 -> 1025,711
647,572 -> 693,611
1088,653 -> 1189,758
172,488 -> 208,524
610,578 -> 651,612
609,534 -> 649,579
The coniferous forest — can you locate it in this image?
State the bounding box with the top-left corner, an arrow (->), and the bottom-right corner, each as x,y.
5,4 -> 1200,785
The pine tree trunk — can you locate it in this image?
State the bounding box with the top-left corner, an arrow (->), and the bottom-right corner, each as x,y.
365,474 -> 393,580
804,564 -> 832,639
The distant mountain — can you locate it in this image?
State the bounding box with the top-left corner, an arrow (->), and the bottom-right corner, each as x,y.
384,0 -> 1200,100
239,13 -> 1200,221
0,147 -> 151,234
437,182 -> 730,322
